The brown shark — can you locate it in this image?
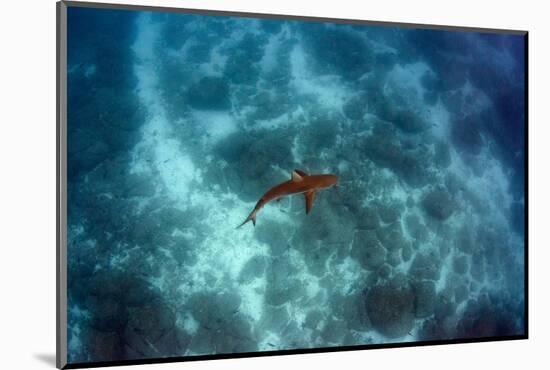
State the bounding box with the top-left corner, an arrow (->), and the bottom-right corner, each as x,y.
237,169 -> 338,228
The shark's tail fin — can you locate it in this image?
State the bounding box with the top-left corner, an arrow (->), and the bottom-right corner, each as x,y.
236,210 -> 257,229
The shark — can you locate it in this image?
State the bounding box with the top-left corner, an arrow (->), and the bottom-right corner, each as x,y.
237,169 -> 338,228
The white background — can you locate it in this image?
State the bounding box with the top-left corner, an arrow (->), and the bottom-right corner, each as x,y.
0,0 -> 548,369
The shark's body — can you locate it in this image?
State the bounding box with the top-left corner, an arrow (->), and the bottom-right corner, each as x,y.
237,169 -> 338,228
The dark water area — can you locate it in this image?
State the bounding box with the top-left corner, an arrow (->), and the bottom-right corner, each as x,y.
66,6 -> 525,364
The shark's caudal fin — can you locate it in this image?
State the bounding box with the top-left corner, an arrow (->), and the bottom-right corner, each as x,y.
236,210 -> 257,229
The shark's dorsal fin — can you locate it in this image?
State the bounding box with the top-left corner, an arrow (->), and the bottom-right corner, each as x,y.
294,169 -> 308,177
304,190 -> 316,214
291,170 -> 304,182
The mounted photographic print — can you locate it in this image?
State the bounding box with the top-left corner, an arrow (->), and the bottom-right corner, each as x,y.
56,1 -> 528,368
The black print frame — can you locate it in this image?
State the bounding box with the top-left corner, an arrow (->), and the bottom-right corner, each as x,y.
57,1 -> 528,368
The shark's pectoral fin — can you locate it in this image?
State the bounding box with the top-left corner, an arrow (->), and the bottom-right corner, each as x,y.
304,190 -> 316,215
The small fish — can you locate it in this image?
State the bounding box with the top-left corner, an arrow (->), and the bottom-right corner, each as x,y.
237,169 -> 338,228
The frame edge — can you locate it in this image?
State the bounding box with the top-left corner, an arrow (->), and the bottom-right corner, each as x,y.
61,0 -> 527,35
54,2 -> 529,368
57,1 -> 68,369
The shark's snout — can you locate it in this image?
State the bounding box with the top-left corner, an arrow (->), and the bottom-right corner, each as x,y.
323,174 -> 338,188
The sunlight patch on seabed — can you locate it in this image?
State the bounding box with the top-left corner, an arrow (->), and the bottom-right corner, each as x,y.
385,61 -> 433,102
448,143 -> 513,225
240,278 -> 267,322
253,110 -> 298,131
259,24 -> 291,73
130,14 -> 200,208
289,43 -> 351,112
288,248 -> 324,300
330,256 -> 364,293
181,312 -> 199,335
459,79 -> 492,116
190,109 -> 237,144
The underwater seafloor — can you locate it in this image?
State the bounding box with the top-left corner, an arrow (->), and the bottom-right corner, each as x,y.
66,7 -> 526,364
